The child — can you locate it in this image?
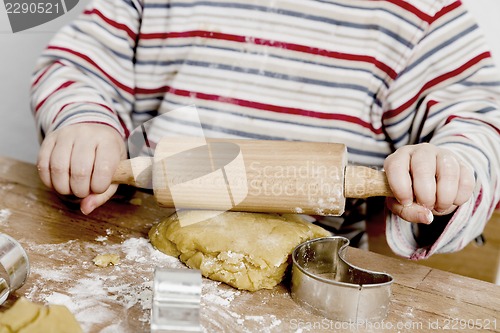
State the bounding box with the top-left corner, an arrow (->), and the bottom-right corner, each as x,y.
31,0 -> 500,259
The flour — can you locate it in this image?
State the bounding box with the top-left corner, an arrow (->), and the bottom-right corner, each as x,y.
23,235 -> 286,332
95,236 -> 108,242
0,208 -> 11,224
33,267 -> 71,282
23,237 -> 184,332
0,184 -> 14,191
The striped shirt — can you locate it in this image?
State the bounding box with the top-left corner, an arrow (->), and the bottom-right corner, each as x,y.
31,0 -> 500,259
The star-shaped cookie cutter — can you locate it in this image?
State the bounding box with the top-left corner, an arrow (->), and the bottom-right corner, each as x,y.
291,236 -> 394,322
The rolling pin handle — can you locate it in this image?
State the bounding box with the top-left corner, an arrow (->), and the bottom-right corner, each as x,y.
112,157 -> 153,188
344,165 -> 394,198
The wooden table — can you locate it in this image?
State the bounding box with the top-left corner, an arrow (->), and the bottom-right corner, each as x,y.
0,156 -> 498,332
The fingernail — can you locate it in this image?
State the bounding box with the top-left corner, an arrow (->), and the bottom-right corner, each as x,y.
427,210 -> 434,223
81,205 -> 94,215
418,210 -> 434,224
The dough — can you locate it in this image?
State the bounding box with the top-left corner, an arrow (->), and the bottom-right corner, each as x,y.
149,210 -> 330,291
0,297 -> 82,333
92,253 -> 120,267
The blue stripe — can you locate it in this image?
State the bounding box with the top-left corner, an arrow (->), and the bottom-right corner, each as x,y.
42,54 -> 133,105
160,115 -> 288,140
439,139 -> 491,175
192,60 -> 375,94
136,43 -> 390,91
71,24 -> 133,62
401,23 -> 478,76
460,80 -> 500,87
384,97 -> 495,138
155,113 -> 389,158
143,1 -> 414,47
346,146 -> 387,159
158,100 -> 388,142
428,104 -> 498,120
312,0 -> 424,31
391,132 -> 410,146
54,109 -> 118,130
388,104 -> 499,145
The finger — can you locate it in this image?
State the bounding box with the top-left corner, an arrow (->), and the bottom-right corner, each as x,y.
384,148 -> 413,206
37,136 -> 56,189
69,141 -> 96,198
432,204 -> 457,216
91,141 -> 121,194
454,161 -> 476,206
386,197 -> 433,224
49,139 -> 74,195
435,152 -> 460,213
411,147 -> 437,209
80,184 -> 119,215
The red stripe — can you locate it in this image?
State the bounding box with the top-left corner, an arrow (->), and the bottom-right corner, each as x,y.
431,1 -> 462,23
52,102 -> 130,137
35,81 -> 75,113
51,101 -> 115,123
32,60 -> 64,88
79,121 -> 128,138
426,100 -> 439,109
140,30 -> 398,79
135,86 -> 383,134
445,115 -> 500,135
384,1 -> 461,24
118,116 -> 130,138
383,52 -> 491,120
384,0 -> 433,23
472,187 -> 482,215
47,46 -> 134,95
83,9 -> 136,41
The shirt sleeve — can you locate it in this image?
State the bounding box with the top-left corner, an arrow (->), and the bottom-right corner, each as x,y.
30,0 -> 142,141
382,1 -> 500,259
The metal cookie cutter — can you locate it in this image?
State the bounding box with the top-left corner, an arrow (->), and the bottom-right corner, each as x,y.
291,236 -> 393,322
151,268 -> 202,333
0,233 -> 30,304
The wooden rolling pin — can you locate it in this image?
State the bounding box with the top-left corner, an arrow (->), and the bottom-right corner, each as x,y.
112,138 -> 393,216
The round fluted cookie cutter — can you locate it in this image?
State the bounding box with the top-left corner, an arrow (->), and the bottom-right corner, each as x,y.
291,236 -> 393,322
0,233 -> 30,304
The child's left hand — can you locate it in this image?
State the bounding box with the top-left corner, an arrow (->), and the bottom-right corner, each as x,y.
383,143 -> 475,224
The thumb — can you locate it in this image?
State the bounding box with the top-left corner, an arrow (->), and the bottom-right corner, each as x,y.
385,197 -> 434,224
80,184 -> 119,215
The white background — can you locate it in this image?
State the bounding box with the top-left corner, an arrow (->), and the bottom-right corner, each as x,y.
0,0 -> 499,163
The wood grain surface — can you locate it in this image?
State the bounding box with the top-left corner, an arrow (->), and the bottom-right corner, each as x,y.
0,157 -> 498,332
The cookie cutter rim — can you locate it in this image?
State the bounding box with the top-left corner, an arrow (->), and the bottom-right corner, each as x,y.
0,233 -> 30,304
291,236 -> 393,322
151,267 -> 202,333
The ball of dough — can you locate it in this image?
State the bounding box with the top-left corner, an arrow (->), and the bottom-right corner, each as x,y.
149,210 -> 330,291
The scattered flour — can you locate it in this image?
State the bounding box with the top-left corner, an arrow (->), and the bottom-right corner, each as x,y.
202,281 -> 240,307
0,208 -> 11,224
23,236 -> 286,333
95,236 -> 108,242
0,184 -> 14,191
23,237 -> 184,333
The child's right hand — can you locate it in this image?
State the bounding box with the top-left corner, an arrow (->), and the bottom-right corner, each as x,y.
37,123 -> 127,215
